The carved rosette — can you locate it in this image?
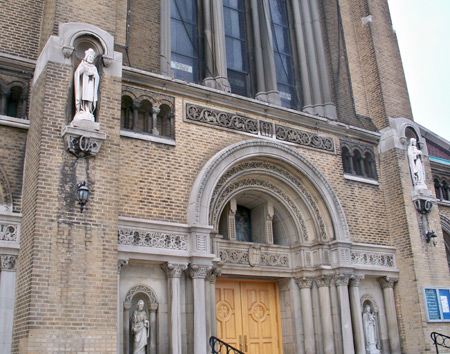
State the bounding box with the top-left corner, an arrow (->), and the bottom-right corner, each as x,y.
334,273 -> 351,287
378,276 -> 398,289
188,264 -> 210,279
295,277 -> 314,289
349,275 -> 365,287
161,263 -> 188,278
0,254 -> 17,271
315,275 -> 333,288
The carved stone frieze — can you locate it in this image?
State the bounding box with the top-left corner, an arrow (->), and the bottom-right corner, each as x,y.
0,223 -> 18,241
185,103 -> 335,152
276,125 -> 334,152
295,277 -> 314,289
378,276 -> 398,289
118,227 -> 188,251
161,263 -> 188,278
351,250 -> 395,268
189,264 -> 210,279
219,247 -> 289,268
0,254 -> 17,271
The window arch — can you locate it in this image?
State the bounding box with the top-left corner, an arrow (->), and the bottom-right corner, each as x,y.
352,149 -> 363,176
157,104 -> 173,138
341,146 -> 352,174
121,95 -> 134,130
340,140 -> 377,181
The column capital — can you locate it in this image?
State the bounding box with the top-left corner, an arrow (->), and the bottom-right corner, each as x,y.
149,303 -> 159,312
0,254 -> 17,271
378,276 -> 398,289
349,274 -> 364,287
161,263 -> 188,278
315,274 -> 333,287
117,258 -> 129,274
334,273 -> 351,286
189,264 -> 210,279
152,106 -> 160,115
206,266 -> 222,283
295,276 -> 314,289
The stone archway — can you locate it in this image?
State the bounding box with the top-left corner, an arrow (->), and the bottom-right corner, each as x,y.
188,139 -> 350,241
123,284 -> 159,354
0,164 -> 12,213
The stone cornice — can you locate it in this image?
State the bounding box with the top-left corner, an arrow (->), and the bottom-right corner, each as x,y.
122,67 -> 380,144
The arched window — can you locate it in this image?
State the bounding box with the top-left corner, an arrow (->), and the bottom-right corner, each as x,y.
364,152 -> 376,179
435,178 -> 442,200
121,95 -> 134,130
137,100 -> 152,134
342,147 -> 352,174
353,149 -> 363,176
157,104 -> 173,138
442,180 -> 449,201
6,86 -> 23,118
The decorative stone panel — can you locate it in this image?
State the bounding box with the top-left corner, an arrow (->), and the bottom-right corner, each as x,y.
218,242 -> 289,268
0,254 -> 17,271
118,227 -> 188,251
351,250 -> 395,268
0,223 -> 18,241
185,103 -> 335,152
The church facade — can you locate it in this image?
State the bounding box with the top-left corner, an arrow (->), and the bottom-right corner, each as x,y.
0,0 -> 449,353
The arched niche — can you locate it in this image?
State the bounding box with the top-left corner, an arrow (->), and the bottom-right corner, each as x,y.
188,140 -> 350,243
0,165 -> 13,213
123,284 -> 159,354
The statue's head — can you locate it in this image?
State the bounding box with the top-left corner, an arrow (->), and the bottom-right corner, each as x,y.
136,299 -> 144,311
410,138 -> 417,147
84,48 -> 96,64
364,304 -> 371,313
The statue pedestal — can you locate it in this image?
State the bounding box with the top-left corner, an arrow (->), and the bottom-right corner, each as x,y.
62,123 -> 106,157
70,112 -> 100,131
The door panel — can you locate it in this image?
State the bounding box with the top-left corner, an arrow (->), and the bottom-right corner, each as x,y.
216,280 -> 281,354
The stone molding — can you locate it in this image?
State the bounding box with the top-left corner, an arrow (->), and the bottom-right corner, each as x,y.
124,284 -> 158,304
349,275 -> 364,287
0,254 -> 17,271
188,140 -> 350,243
441,214 -> 450,235
185,103 -> 335,152
218,244 -> 289,268
0,165 -> 13,212
295,277 -> 314,289
161,263 -> 188,278
334,273 -> 351,286
377,276 -> 398,289
188,264 -> 210,279
209,160 -> 328,242
117,259 -> 128,274
350,250 -> 395,268
360,293 -> 379,313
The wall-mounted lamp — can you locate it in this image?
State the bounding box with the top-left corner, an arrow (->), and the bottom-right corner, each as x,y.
426,231 -> 437,244
76,181 -> 89,212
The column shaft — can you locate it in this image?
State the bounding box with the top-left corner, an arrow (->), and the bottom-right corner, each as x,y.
189,265 -> 209,354
0,262 -> 17,354
296,278 -> 315,354
160,0 -> 172,77
335,274 -> 355,354
317,276 -> 335,354
349,276 -> 365,354
379,278 -> 401,354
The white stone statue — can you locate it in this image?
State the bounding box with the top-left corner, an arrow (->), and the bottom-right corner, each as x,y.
362,305 -> 380,354
407,138 -> 426,189
131,300 -> 149,354
73,48 -> 99,122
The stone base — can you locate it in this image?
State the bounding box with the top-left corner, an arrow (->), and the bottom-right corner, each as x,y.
62,125 -> 106,157
70,112 -> 100,131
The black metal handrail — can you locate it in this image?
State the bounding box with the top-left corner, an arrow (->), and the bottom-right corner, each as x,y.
431,332 -> 450,353
209,336 -> 245,354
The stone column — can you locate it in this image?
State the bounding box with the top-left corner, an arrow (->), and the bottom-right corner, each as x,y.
149,303 -> 159,354
123,301 -> 132,354
349,275 -> 365,354
117,259 -> 128,354
335,273 -> 354,354
316,275 -> 335,354
160,0 -> 173,77
249,0 -> 267,101
329,276 -> 343,354
132,102 -> 140,131
0,255 -> 17,354
152,106 -> 160,136
206,267 -> 221,341
202,0 -> 214,86
161,263 -> 187,354
295,277 -> 315,354
189,264 -> 209,354
378,277 -> 401,354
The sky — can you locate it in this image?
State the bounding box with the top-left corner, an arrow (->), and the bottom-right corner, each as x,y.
387,0 -> 450,142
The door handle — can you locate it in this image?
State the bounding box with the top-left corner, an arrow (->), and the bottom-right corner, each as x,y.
239,335 -> 243,351
244,335 -> 248,352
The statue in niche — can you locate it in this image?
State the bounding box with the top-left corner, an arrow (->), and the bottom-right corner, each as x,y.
407,138 -> 426,189
73,48 -> 99,123
131,299 -> 149,354
362,305 -> 380,354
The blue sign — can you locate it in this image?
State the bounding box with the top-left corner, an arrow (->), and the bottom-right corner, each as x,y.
425,288 -> 441,321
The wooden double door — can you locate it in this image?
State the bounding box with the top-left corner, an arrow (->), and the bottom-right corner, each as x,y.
215,279 -> 282,354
